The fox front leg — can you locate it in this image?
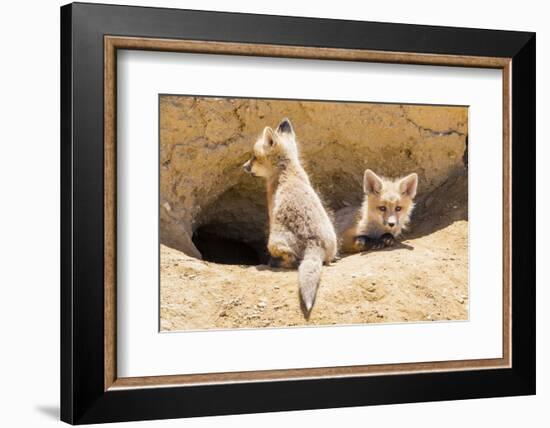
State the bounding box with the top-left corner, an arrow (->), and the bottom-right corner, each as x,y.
354,233 -> 395,252
353,236 -> 385,251
379,233 -> 396,247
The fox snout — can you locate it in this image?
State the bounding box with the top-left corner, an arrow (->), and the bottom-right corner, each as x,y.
386,215 -> 397,228
243,160 -> 252,173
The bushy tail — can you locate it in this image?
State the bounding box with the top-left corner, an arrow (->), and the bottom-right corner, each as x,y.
298,245 -> 325,312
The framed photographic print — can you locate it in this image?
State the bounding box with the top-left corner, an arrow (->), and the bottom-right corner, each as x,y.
60,2 -> 536,424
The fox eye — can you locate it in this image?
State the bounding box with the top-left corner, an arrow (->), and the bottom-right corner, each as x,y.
378,206 -> 386,212
396,206 -> 402,212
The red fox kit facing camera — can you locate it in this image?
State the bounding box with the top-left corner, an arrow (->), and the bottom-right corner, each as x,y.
243,118 -> 337,313
337,169 -> 418,253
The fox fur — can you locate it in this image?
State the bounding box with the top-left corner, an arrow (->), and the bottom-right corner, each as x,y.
336,169 -> 418,254
243,118 -> 337,312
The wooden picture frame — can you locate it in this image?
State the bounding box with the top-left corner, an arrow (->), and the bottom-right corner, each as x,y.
61,2 -> 535,424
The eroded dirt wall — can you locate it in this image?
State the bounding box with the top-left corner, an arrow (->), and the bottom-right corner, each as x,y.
160,96 -> 468,258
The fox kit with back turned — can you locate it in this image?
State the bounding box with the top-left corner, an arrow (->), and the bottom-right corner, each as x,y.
243,118 -> 337,312
336,169 -> 418,253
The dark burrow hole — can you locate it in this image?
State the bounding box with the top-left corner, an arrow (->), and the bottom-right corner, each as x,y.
192,226 -> 268,266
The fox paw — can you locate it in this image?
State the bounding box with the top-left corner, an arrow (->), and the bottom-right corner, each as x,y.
354,234 -> 395,252
268,255 -> 297,269
268,256 -> 283,268
380,233 -> 396,247
354,235 -> 384,251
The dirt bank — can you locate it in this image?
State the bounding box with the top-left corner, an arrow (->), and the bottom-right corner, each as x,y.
160,219 -> 468,331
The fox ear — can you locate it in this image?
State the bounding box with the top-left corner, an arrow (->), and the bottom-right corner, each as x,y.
363,169 -> 383,194
262,127 -> 276,148
399,173 -> 418,198
276,118 -> 294,136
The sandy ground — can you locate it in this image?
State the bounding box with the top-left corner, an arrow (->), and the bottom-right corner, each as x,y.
160,219 -> 468,331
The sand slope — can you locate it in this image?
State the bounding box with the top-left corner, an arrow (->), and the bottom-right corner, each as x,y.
160,219 -> 468,331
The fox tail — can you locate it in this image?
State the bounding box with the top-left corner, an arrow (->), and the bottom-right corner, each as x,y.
298,244 -> 325,312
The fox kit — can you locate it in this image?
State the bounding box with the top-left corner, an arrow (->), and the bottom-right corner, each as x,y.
243,118 -> 337,312
336,169 -> 418,253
